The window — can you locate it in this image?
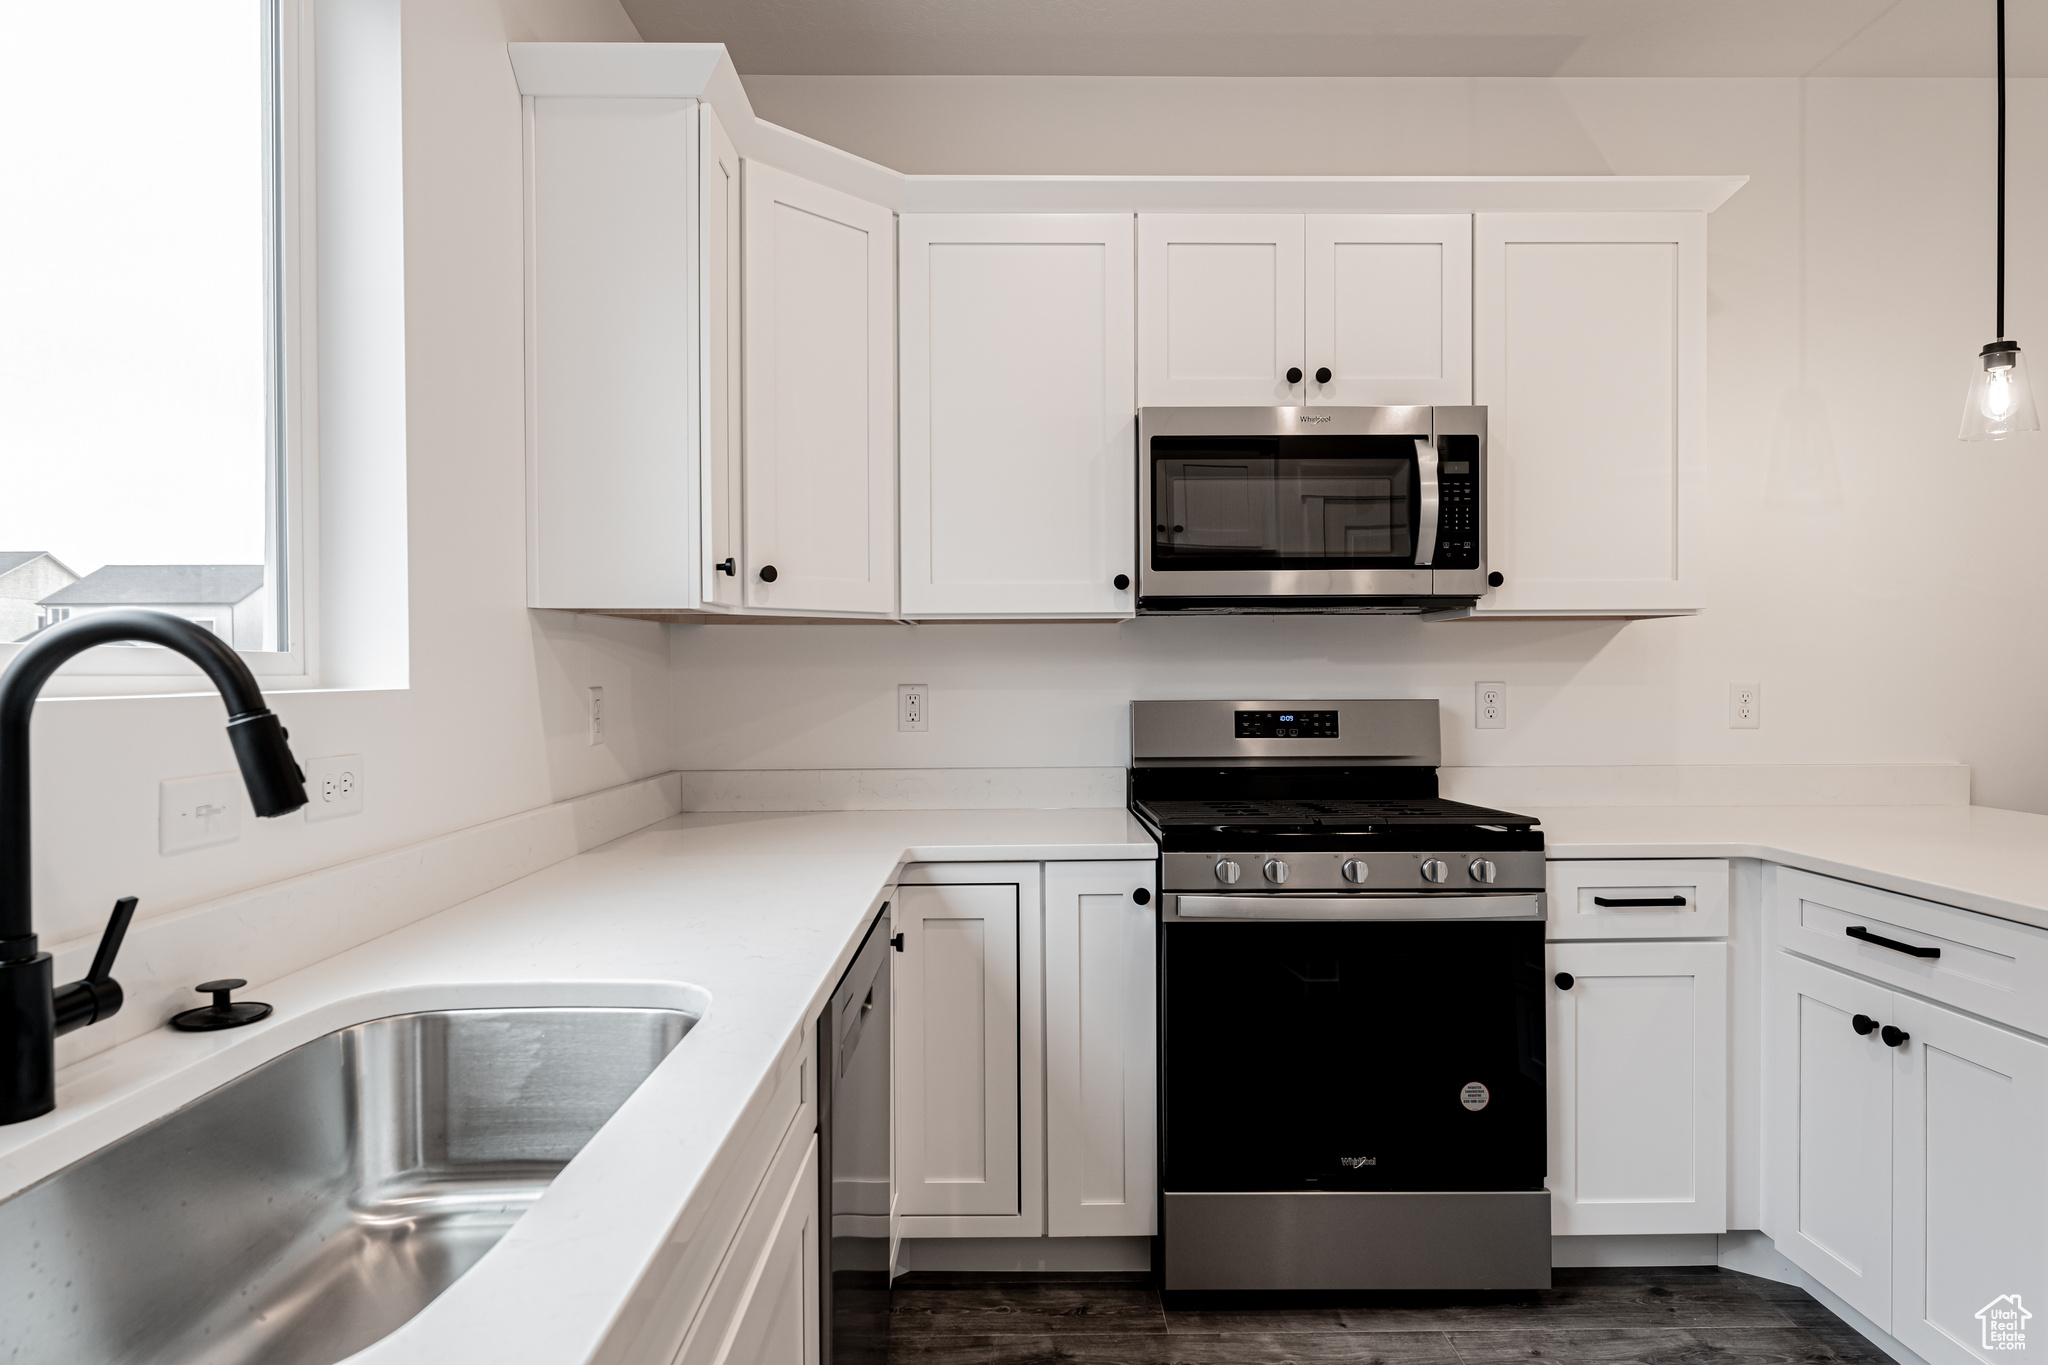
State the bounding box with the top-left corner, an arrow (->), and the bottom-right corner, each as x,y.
0,1 -> 306,670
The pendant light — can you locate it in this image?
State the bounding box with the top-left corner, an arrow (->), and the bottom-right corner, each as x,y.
1961,0 -> 2040,439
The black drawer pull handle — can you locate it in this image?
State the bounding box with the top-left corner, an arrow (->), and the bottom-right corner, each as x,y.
1847,926 -> 1940,959
1593,895 -> 1688,908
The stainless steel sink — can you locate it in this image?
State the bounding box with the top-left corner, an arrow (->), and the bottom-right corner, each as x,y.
1,1006 -> 697,1365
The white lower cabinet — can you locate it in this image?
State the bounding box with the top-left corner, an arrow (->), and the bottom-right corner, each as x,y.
895,873 -> 1035,1229
895,861 -> 1157,1243
1044,861 -> 1158,1237
1767,948 -> 2048,1361
1546,940 -> 1727,1235
676,1126 -> 820,1365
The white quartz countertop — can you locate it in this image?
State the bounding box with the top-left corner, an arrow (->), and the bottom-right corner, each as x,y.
0,807 -> 1154,1365
14,796 -> 2048,1364
1536,802 -> 2048,929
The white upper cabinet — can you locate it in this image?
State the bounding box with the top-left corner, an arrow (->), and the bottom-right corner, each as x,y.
1473,212 -> 1705,617
701,106 -> 743,611
1139,214 -> 1307,406
900,215 -> 1137,619
524,96 -> 727,612
742,162 -> 897,617
1305,214 -> 1472,406
1138,213 -> 1472,409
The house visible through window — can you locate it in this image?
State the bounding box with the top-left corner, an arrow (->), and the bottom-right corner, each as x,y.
0,1 -> 291,656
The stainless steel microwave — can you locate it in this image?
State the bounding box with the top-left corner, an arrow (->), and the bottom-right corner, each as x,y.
1137,406 -> 1488,614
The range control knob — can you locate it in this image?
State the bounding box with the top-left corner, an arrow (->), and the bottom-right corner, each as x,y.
1468,858 -> 1498,884
1420,858 -> 1450,884
1264,859 -> 1290,885
1214,858 -> 1242,885
1341,858 -> 1369,884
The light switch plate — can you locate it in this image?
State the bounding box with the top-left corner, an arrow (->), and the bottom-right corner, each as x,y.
304,754 -> 365,821
161,773 -> 242,854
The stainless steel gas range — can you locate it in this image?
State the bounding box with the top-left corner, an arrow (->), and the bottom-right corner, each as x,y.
1128,698 -> 1552,1294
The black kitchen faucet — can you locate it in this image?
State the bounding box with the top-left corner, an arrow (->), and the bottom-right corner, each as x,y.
0,610 -> 307,1125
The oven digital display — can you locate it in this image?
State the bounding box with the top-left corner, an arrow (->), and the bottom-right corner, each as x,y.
1235,709 -> 1339,738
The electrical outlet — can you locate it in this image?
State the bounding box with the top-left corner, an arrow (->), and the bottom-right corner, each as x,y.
1730,683 -> 1761,729
1476,681 -> 1507,729
898,683 -> 929,733
588,686 -> 605,746
160,773 -> 241,854
304,754 -> 366,822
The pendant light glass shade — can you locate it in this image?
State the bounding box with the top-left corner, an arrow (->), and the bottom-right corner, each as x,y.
1960,340 -> 2040,440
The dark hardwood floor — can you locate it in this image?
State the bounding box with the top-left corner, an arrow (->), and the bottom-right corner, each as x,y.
877,1267 -> 1886,1365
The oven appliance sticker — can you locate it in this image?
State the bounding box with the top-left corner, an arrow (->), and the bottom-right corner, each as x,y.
1460,1081 -> 1491,1111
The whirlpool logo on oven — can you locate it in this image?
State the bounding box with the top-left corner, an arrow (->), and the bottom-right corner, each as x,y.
1339,1155 -> 1377,1169
1299,414 -> 1333,424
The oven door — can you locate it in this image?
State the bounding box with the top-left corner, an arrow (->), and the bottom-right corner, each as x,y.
1139,406 -> 1438,602
1161,913 -> 1546,1195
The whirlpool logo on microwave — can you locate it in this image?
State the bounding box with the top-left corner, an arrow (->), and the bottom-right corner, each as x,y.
1299,414 -> 1333,424
1339,1155 -> 1377,1168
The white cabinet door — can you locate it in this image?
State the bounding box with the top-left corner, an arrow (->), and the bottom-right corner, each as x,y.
1305,214 -> 1471,406
677,1126 -> 820,1365
742,161 -> 896,616
1547,941 -> 1727,1235
900,215 -> 1136,619
1043,861 -> 1157,1237
895,880 -> 1023,1220
701,104 -> 743,609
713,1135 -> 820,1365
1891,993 -> 2048,1365
1764,951 -> 1896,1329
1473,212 -> 1704,616
525,96 -> 704,611
1138,214 -> 1305,406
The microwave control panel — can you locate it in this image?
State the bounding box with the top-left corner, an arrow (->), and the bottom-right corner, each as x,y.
1434,435 -> 1481,570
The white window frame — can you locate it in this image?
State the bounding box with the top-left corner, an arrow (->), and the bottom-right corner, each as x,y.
0,0 -> 319,695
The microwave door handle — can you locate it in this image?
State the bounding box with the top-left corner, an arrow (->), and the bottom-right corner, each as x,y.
1414,438 -> 1439,566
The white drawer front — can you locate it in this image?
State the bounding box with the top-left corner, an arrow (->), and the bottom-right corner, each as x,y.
1547,859 -> 1730,939
1770,865 -> 2048,1037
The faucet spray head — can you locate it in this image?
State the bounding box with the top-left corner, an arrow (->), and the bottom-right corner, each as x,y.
225,711 -> 308,817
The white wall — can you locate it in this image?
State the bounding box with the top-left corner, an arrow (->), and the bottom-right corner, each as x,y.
22,0 -> 667,953
672,76 -> 2048,812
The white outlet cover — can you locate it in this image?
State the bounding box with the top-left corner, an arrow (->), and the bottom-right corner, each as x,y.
161,773 -> 242,854
1730,683 -> 1761,729
898,683 -> 929,733
1475,681 -> 1507,730
305,753 -> 366,822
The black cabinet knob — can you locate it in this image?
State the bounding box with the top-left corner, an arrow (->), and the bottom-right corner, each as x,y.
1113,573 -> 1131,591
1315,367 -> 1332,384
889,933 -> 904,952
759,565 -> 778,583
714,558 -> 735,576
1881,1024 -> 1911,1048
1853,1013 -> 1880,1036
1554,972 -> 1574,990
1487,572 -> 1504,587
1133,888 -> 1151,905
1286,367 -> 1304,384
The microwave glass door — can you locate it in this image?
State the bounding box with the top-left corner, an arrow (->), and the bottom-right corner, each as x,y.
1151,436 -> 1418,571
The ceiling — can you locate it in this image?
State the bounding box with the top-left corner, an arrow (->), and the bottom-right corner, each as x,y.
620,0 -> 2048,77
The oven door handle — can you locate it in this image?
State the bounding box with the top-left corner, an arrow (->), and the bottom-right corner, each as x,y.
1413,437 -> 1439,567
1171,893 -> 1543,921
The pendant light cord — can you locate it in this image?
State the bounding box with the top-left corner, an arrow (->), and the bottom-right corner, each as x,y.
1998,0 -> 2007,339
